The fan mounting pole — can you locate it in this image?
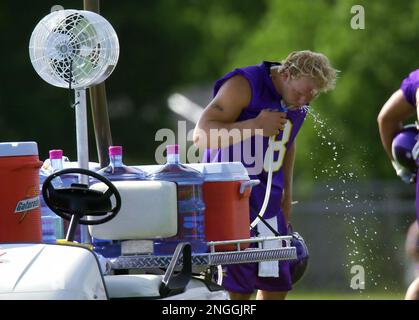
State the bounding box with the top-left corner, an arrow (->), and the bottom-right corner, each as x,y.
75,88 -> 91,244
75,88 -> 89,185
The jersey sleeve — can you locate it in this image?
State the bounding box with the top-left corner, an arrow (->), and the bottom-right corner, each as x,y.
400,69 -> 419,107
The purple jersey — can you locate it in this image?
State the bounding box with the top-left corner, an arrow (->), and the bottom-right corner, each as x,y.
416,171 -> 419,223
400,69 -> 419,107
403,70 -> 419,223
203,61 -> 308,228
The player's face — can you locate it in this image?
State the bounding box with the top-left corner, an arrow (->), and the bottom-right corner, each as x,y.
282,74 -> 319,107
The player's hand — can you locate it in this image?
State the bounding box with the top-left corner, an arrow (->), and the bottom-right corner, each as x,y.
255,109 -> 287,136
391,160 -> 416,184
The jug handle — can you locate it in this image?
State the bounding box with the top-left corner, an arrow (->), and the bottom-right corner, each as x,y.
239,179 -> 260,198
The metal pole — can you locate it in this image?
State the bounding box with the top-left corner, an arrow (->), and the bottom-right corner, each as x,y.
75,88 -> 89,178
74,88 -> 91,244
83,0 -> 113,168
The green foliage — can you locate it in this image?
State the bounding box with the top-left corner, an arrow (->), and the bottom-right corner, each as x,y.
229,0 -> 419,181
2,0 -> 416,295
0,0 -> 266,163
1,0 -> 418,178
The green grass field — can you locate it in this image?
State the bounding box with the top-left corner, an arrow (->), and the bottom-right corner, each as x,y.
286,291 -> 405,300
247,290 -> 405,300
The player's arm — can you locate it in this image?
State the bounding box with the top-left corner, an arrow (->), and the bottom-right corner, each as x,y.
377,89 -> 415,159
193,75 -> 287,149
193,75 -> 252,149
405,222 -> 419,261
413,87 -> 419,163
281,140 -> 296,224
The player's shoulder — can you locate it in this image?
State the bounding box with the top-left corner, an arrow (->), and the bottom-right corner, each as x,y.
403,69 -> 419,84
217,73 -> 252,97
239,63 -> 269,81
408,68 -> 419,77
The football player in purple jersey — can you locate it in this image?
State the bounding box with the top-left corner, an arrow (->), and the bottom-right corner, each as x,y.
377,68 -> 419,300
193,51 -> 338,300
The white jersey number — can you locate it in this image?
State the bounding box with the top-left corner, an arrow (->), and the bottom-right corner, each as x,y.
263,120 -> 293,172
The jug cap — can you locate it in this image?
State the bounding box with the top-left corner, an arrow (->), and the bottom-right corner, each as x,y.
109,146 -> 123,156
166,144 -> 179,155
49,149 -> 63,160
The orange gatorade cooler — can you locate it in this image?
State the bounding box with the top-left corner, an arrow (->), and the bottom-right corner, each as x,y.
0,142 -> 43,242
198,162 -> 259,251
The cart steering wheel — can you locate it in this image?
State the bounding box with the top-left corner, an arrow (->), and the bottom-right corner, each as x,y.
42,168 -> 121,227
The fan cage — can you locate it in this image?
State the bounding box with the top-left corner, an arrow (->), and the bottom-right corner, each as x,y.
29,9 -> 119,89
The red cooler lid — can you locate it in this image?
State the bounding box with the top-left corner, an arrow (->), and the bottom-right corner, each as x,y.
0,142 -> 38,157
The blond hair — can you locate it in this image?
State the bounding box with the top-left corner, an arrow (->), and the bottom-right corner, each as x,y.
277,50 -> 339,93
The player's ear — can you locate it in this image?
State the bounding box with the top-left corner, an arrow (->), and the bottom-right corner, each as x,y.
281,69 -> 291,82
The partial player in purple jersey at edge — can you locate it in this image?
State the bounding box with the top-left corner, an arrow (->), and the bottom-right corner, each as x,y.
378,68 -> 419,300
193,51 -> 338,300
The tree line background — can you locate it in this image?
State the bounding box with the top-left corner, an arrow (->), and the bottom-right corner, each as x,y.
1,0 -> 417,181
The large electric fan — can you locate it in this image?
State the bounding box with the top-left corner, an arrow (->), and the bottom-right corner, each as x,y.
29,9 -> 119,183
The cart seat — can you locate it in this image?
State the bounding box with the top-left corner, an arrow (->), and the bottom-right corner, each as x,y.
105,274 -> 162,298
104,275 -> 227,300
